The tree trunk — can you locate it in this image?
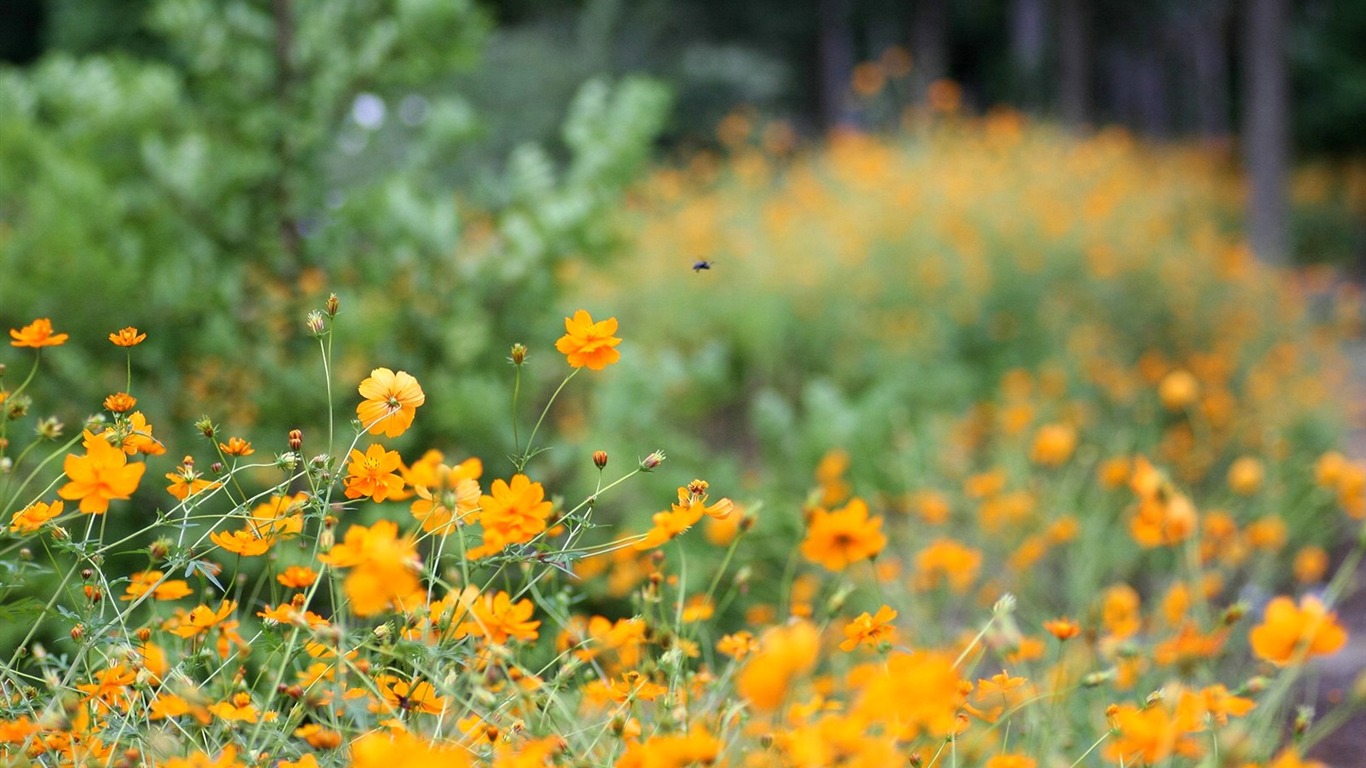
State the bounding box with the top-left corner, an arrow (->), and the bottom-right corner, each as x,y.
1184,2 -> 1231,141
1009,0 -> 1048,110
908,0 -> 948,101
1243,0 -> 1290,264
817,0 -> 856,130
1057,0 -> 1090,130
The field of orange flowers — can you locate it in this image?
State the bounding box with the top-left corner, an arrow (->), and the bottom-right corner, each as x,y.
3,114 -> 1366,767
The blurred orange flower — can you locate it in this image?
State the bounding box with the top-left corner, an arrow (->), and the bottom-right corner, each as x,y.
10,318 -> 68,348
800,497 -> 887,571
1249,595 -> 1347,665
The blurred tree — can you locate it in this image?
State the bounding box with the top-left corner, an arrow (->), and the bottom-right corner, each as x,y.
0,0 -> 669,459
1243,0 -> 1291,263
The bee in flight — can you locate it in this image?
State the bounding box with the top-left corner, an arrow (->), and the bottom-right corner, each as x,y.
692,260 -> 714,272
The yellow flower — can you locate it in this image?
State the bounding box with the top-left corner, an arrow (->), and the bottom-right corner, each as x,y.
58,430 -> 146,514
108,326 -> 147,347
356,367 -> 425,438
9,317 -> 68,348
344,444 -> 406,502
554,309 -> 622,370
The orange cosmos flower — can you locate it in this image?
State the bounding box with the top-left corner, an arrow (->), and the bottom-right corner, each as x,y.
122,570 -> 193,601
839,605 -> 898,651
169,600 -> 237,639
915,537 -> 982,592
717,631 -> 760,660
1249,595 -> 1347,665
277,565 -> 318,588
469,474 -> 554,559
350,730 -> 471,768
800,497 -> 887,571
210,528 -> 272,556
410,457 -> 482,535
457,590 -> 541,645
9,500 -> 63,534
119,412 -> 167,456
343,444 -> 406,502
554,309 -> 622,370
58,430 -> 146,514
218,436 -> 254,456
319,520 -> 424,616
986,756 -> 1036,768
634,480 -> 735,550
1043,617 -> 1081,641
1104,702 -> 1203,764
356,368 -> 425,438
108,327 -> 146,347
166,457 -> 221,501
103,392 -> 137,413
1029,423 -> 1077,467
851,650 -> 964,738
737,620 -> 820,712
374,675 -> 448,715
163,747 -> 246,768
10,318 -> 68,348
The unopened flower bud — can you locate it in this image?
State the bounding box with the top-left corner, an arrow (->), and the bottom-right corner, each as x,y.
70,624 -> 85,642
325,293 -> 340,318
592,450 -> 608,469
194,417 -> 216,439
210,461 -> 224,474
35,416 -> 64,440
149,538 -> 171,561
509,343 -> 528,366
288,429 -> 303,451
640,450 -> 666,471
136,627 -> 151,643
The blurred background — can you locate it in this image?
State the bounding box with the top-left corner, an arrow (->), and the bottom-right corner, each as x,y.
0,0 -> 1363,528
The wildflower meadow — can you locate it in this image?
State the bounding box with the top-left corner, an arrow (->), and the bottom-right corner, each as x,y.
3,113 -> 1366,768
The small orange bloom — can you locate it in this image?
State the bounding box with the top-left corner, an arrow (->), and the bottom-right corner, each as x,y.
169,600 -> 237,639
218,436 -> 254,456
9,500 -> 63,533
1044,617 -> 1081,641
166,457 -> 221,501
58,430 -> 146,514
1249,595 -> 1347,665
356,368 -> 425,438
10,318 -> 68,348
122,570 -> 193,601
457,590 -> 542,645
277,565 -> 318,589
108,327 -> 147,347
103,392 -> 137,413
634,480 -> 735,550
210,528 -> 272,556
554,310 -> 622,370
839,605 -> 898,651
343,444 -> 406,502
799,497 -> 887,571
